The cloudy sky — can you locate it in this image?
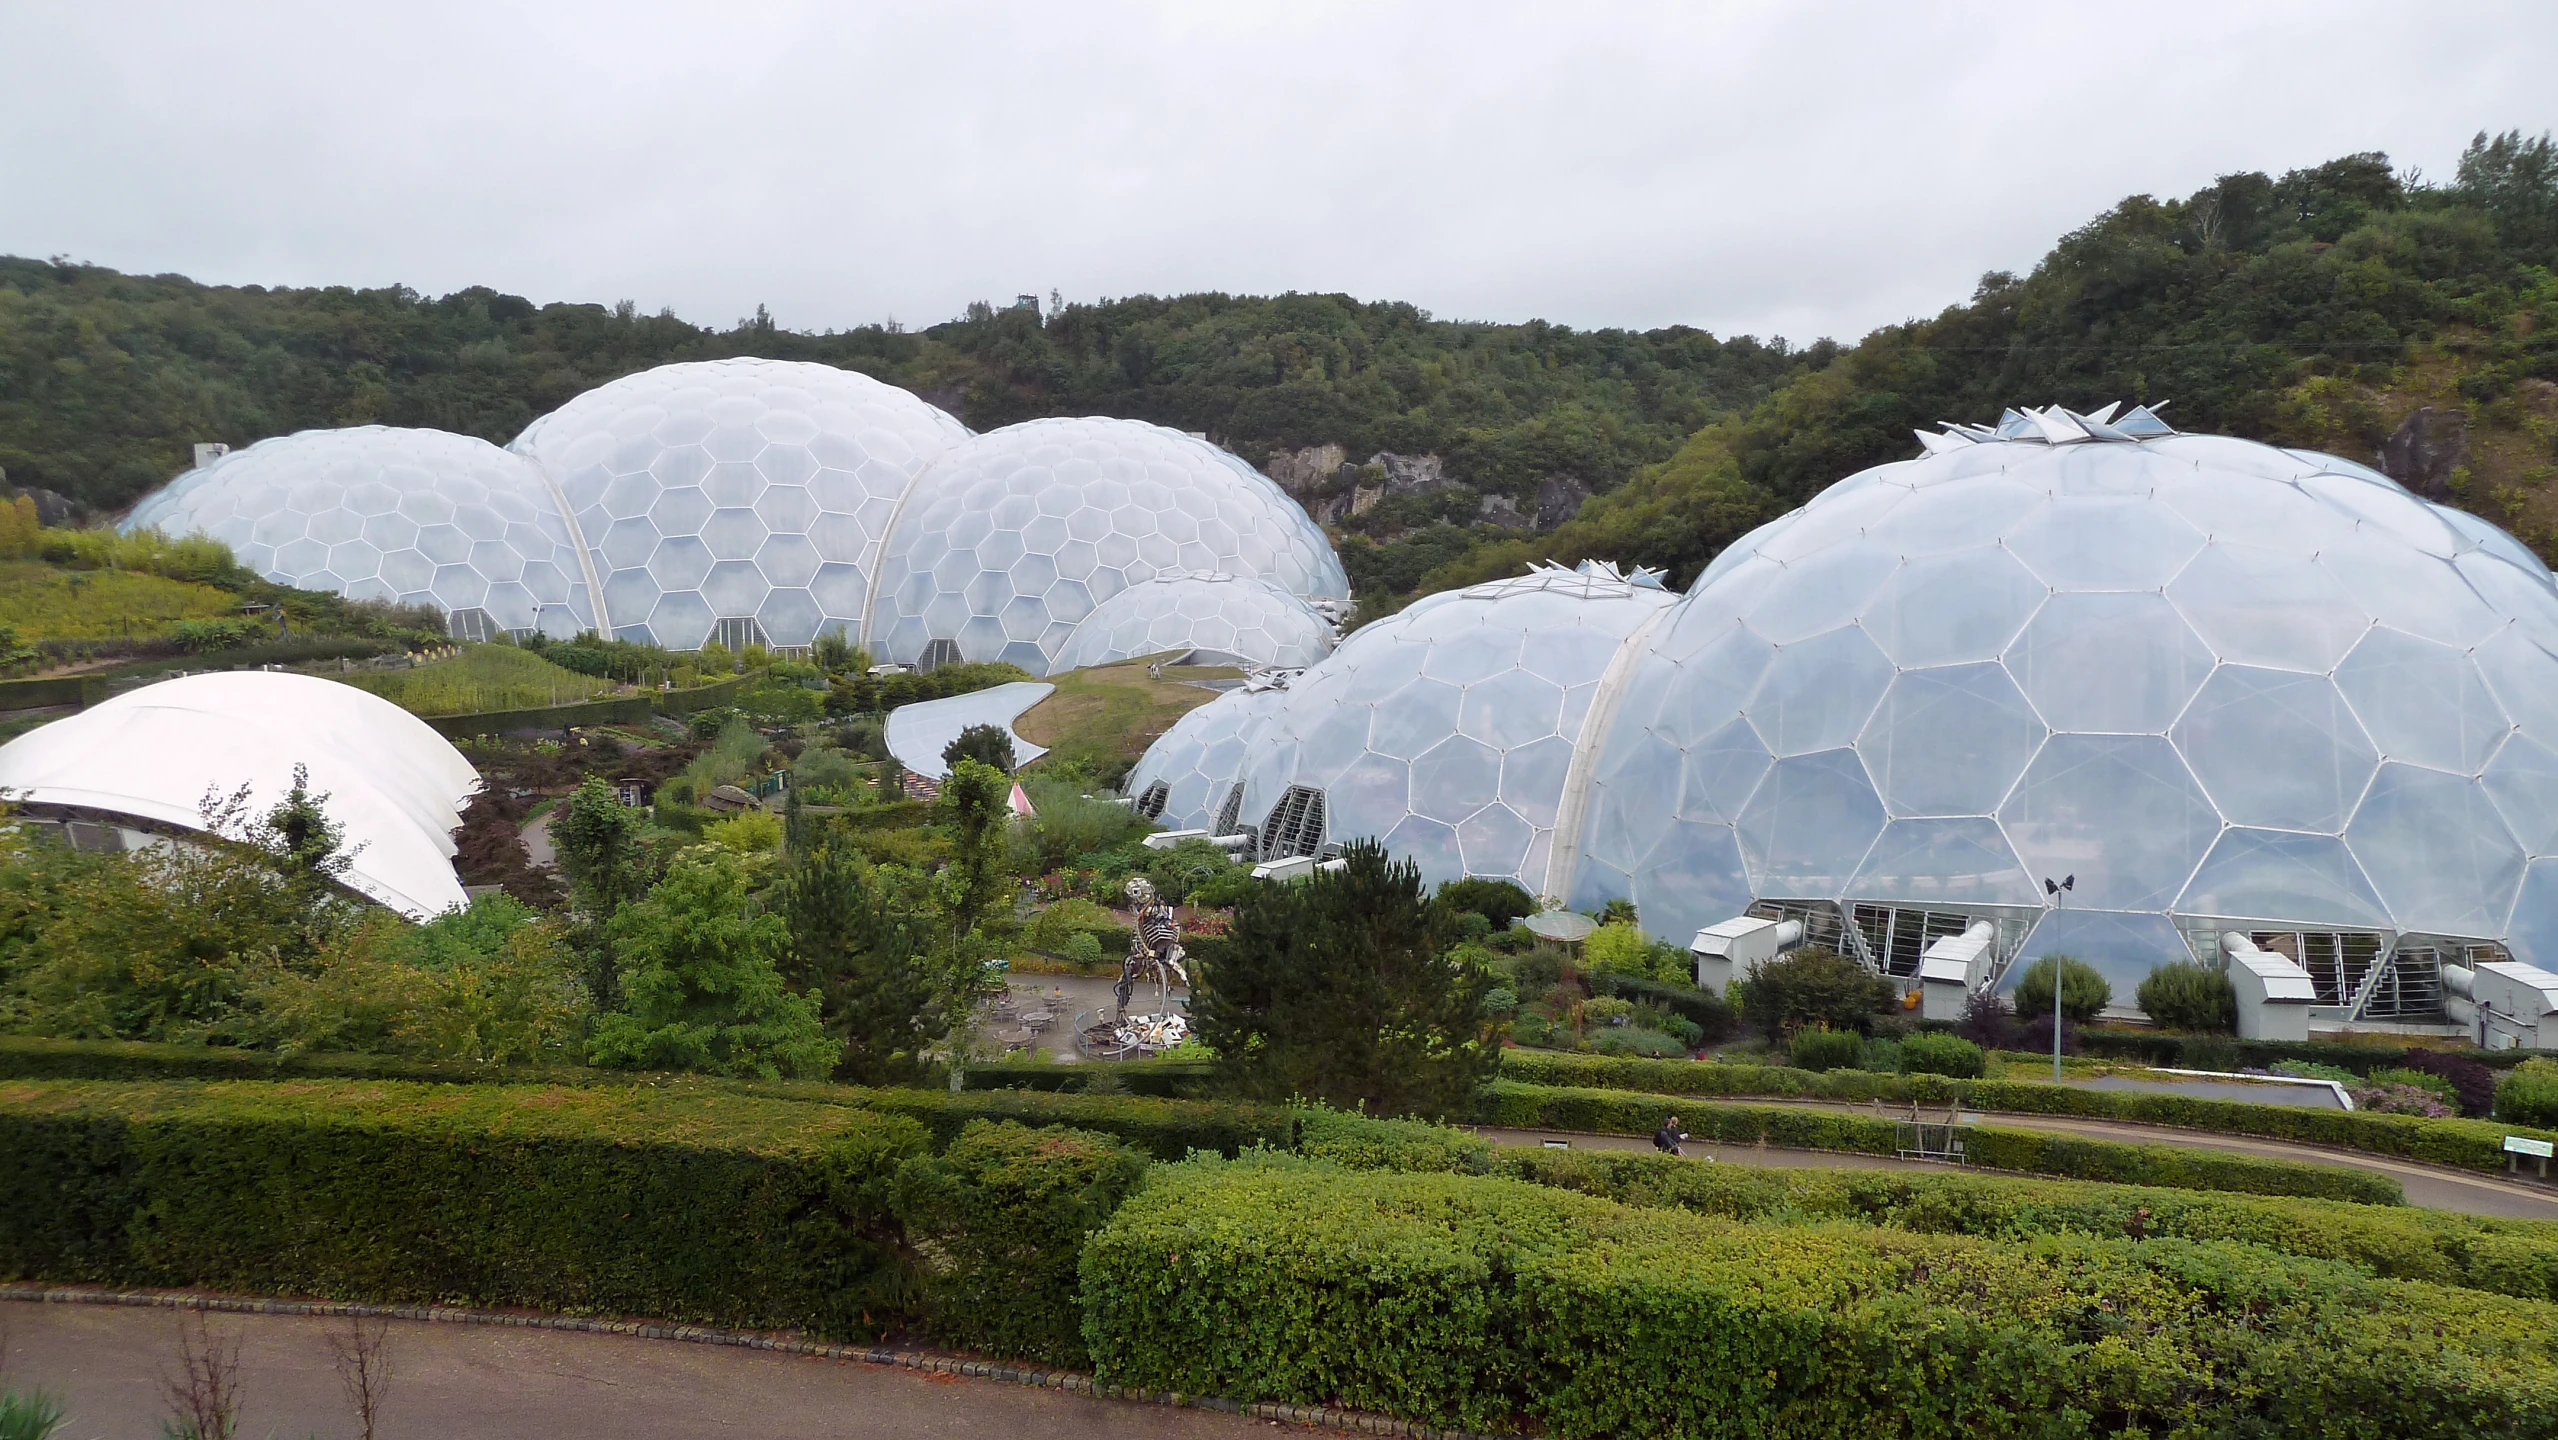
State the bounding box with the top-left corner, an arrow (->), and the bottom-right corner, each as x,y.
7,2 -> 2554,346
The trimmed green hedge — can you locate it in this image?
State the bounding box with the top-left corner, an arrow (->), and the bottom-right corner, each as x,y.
957,1057 -> 1219,1099
888,1120 -> 1148,1365
2077,1030 -> 2554,1073
1494,1146 -> 2558,1303
1081,1155 -> 2558,1439
0,1037 -> 1289,1161
423,694 -> 657,738
0,1078 -> 930,1336
1498,1048 -> 2558,1174
1477,1080 -> 2404,1204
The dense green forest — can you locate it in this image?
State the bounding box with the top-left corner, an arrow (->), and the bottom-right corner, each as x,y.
1425,132 -> 2558,590
0,265 -> 1800,514
4,131 -> 2555,601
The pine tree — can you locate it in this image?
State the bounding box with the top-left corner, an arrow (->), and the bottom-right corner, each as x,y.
1194,839 -> 1496,1119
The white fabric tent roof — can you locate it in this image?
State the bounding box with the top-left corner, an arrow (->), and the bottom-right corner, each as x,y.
0,672 -> 480,919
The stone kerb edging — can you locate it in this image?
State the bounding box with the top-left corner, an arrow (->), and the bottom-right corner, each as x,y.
0,1284 -> 1479,1440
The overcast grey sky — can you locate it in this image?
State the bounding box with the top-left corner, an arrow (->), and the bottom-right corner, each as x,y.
6,2 -> 2554,346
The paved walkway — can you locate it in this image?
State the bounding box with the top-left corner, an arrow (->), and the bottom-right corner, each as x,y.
0,1303 -> 1289,1440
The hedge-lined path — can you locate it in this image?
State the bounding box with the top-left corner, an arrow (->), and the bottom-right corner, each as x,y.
1482,1106 -> 2558,1219
0,1295 -> 1343,1440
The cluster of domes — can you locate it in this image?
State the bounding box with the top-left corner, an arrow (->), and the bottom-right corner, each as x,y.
126,360 -> 1346,674
1136,406 -> 2558,1009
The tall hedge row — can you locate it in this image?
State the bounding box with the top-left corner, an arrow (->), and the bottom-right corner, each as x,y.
1080,1155 -> 2558,1439
1476,1080 -> 2405,1204
0,1079 -> 932,1336
1497,1048 -> 2557,1174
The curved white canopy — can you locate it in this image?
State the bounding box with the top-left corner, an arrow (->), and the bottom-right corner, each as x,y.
0,672 -> 480,919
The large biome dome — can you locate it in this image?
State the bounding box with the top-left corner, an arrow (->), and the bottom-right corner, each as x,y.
864,418 -> 1350,674
1566,405 -> 2558,1012
1049,571 -> 1337,673
1227,561 -> 1676,894
511,358 -> 970,650
1125,671 -> 1302,835
124,427 -> 596,640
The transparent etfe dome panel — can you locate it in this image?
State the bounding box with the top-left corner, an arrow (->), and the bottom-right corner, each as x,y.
125,426 -> 596,640
511,358 -> 969,649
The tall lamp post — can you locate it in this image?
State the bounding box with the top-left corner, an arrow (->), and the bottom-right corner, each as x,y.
2040,875 -> 2074,1081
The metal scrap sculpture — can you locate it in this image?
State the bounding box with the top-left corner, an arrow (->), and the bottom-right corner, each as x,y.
1107,876 -> 1191,1050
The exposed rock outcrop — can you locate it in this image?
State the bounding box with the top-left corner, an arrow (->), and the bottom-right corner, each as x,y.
1533,474 -> 1590,530
2377,406 -> 2468,500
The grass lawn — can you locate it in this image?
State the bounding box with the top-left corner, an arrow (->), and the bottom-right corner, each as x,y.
0,560 -> 237,641
1013,655 -> 1237,773
335,645 -> 620,717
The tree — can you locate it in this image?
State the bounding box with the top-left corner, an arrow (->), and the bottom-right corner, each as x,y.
935,758 -> 1014,940
1733,948 -> 1895,1040
942,723 -> 1016,774
2013,954 -> 2113,1026
773,843 -> 954,1084
1193,839 -> 1497,1118
586,852 -> 837,1079
2135,962 -> 2237,1033
548,775 -> 649,1009
1430,877 -> 1535,931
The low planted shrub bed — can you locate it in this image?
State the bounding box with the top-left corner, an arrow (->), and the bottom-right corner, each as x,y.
1497,1048 -> 2558,1175
1477,1080 -> 2403,1203
1081,1155 -> 2558,1439
1494,1146 -> 2558,1303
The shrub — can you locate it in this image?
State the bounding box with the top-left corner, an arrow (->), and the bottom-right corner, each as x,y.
2010,954 -> 2112,1025
1593,1028 -> 1685,1058
0,1079 -> 930,1336
1856,1036 -> 1902,1073
2275,1060 -> 2362,1086
2398,1048 -> 2499,1118
1080,1156 -> 2550,1439
1487,1146 -> 2558,1305
1733,948 -> 1894,1039
1786,1025 -> 1864,1072
1474,1081 -> 2404,1203
1587,972 -> 1731,1041
1482,987 -> 1518,1016
887,1120 -> 1148,1365
2355,1083 -> 2455,1118
2368,1065 -> 2460,1105
1581,996 -> 1634,1027
942,722 -> 1016,773
1897,1031 -> 1984,1078
2497,1058 -> 2558,1127
2137,962 -> 2238,1032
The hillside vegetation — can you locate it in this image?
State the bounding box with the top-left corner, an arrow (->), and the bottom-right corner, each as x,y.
1423,132 -> 2558,591
5,132 -> 2553,611
334,643 -> 621,716
0,267 -> 1801,515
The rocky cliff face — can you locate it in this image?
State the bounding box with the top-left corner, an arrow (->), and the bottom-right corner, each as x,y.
1262,445 -> 1590,532
2378,406 -> 2469,500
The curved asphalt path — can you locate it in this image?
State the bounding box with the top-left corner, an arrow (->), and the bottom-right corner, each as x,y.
1479,1102 -> 2558,1219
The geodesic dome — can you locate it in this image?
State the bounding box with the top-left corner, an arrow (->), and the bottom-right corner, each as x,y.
864,417 -> 1350,674
1227,561 -> 1676,893
1123,673 -> 1300,834
510,358 -> 969,650
1048,571 -> 1337,673
1563,404 -> 2558,1007
124,427 -> 596,640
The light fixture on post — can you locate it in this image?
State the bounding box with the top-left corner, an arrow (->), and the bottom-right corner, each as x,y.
2040,874 -> 2074,1080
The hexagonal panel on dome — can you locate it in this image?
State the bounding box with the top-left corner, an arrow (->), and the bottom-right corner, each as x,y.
865,418 -> 1348,674
1048,572 -> 1336,673
511,358 -> 968,647
123,426 -> 594,638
